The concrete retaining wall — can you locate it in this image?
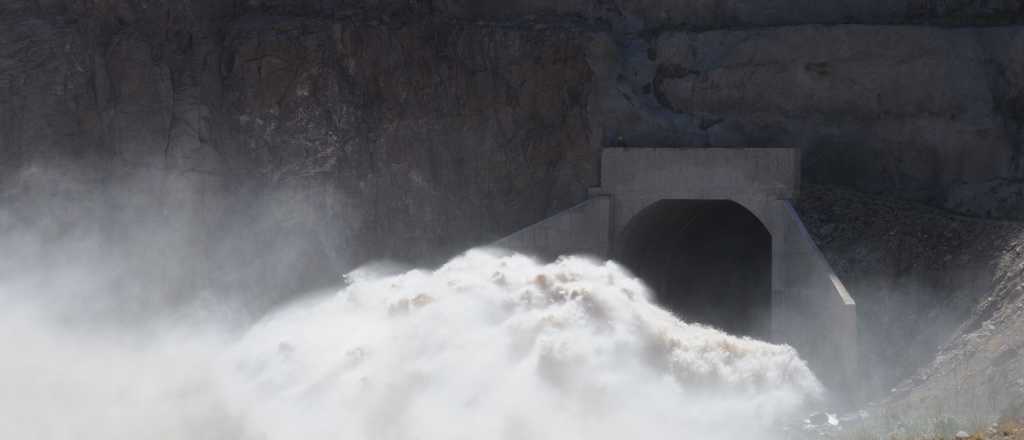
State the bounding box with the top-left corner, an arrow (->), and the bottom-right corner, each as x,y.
493,196 -> 611,260
772,200 -> 858,400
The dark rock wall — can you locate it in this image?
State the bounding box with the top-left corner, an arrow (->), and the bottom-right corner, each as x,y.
2,0 -> 1024,296
648,27 -> 1024,217
0,2 -> 598,287
215,18 -> 596,261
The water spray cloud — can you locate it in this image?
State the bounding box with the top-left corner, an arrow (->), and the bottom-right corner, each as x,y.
223,249 -> 822,439
1,249 -> 823,439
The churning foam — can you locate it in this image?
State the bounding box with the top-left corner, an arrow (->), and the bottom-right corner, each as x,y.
1,249 -> 822,439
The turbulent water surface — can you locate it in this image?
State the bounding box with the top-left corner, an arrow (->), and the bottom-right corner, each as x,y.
1,249 -> 822,440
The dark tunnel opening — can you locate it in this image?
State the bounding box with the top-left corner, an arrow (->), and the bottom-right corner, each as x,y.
616,200 -> 772,338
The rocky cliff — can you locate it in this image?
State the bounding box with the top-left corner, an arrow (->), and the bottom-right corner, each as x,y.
3,2 -> 1023,266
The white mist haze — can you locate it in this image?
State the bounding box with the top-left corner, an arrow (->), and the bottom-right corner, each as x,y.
0,167 -> 824,440
223,250 -> 824,440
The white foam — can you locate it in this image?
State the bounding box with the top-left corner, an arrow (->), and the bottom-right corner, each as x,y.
221,249 -> 823,439
0,249 -> 822,439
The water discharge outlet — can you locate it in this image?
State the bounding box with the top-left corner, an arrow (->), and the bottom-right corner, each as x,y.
495,147 -> 858,401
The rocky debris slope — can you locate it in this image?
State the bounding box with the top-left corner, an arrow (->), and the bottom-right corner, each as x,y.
798,185 -> 1024,414
885,240 -> 1024,422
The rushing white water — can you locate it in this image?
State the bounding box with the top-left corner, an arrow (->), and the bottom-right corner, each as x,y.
0,249 -> 822,440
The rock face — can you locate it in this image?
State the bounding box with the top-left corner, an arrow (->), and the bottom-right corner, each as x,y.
3,2 -> 1024,268
0,1 -> 599,274
216,19 -> 596,261
647,26 -> 1024,217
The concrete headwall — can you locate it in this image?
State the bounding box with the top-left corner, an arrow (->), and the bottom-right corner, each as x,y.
597,148 -> 799,246
600,147 -> 800,199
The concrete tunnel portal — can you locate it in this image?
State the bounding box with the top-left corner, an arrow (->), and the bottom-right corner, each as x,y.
616,200 -> 772,338
494,148 -> 858,395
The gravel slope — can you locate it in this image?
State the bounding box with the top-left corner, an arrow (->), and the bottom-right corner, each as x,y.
796,184 -> 1024,415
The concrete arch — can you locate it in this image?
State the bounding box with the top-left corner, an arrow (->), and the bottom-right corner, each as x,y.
616,199 -> 772,337
613,196 -> 776,240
